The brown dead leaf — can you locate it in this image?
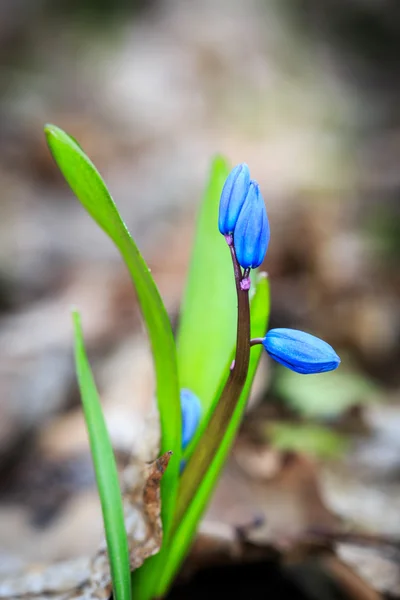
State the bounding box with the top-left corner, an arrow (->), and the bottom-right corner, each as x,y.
0,453 -> 171,600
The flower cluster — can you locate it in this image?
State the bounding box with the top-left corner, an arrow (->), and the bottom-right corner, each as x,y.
179,163 -> 340,454
218,164 -> 270,271
219,163 -> 340,376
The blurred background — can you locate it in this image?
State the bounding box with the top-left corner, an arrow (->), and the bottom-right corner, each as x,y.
0,0 -> 400,596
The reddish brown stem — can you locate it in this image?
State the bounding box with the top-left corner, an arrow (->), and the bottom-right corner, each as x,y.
250,337 -> 264,347
173,242 -> 251,530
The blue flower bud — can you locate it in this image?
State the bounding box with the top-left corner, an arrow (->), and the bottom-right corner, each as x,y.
180,388 -> 202,450
262,328 -> 340,374
218,163 -> 250,235
233,181 -> 270,269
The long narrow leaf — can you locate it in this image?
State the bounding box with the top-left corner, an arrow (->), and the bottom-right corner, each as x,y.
72,311 -> 131,600
177,156 -> 236,412
156,273 -> 270,596
130,157 -> 236,600
45,125 -> 181,551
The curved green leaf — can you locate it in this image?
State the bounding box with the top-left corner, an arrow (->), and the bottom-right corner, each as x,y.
177,156 -> 236,412
73,311 -> 131,600
45,125 -> 181,547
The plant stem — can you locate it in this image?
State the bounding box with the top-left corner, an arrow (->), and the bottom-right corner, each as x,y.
172,242 -> 251,530
250,337 -> 264,346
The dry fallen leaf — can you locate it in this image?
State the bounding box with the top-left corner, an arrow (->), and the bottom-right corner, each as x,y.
0,452 -> 171,600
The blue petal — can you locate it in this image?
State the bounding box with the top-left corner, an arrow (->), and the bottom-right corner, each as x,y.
233,181 -> 270,269
180,388 -> 202,450
263,328 -> 340,374
218,163 -> 250,235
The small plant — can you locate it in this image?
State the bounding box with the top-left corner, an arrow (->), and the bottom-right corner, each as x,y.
45,126 -> 340,600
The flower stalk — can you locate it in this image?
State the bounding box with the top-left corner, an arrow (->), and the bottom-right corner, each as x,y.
173,240 -> 251,530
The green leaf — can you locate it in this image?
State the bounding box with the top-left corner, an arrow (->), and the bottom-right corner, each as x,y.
275,365 -> 377,418
268,422 -> 348,459
44,124 -> 181,551
72,311 -> 131,600
177,156 -> 235,412
155,273 -> 270,597
129,156 -> 234,600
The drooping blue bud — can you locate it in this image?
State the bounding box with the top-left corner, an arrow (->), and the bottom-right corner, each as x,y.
218,163 -> 250,235
233,180 -> 270,269
262,328 -> 340,375
180,388 -> 202,450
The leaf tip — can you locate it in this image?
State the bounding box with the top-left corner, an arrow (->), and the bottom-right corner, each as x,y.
44,123 -> 62,143
44,123 -> 82,155
71,308 -> 82,332
256,271 -> 268,281
210,153 -> 229,174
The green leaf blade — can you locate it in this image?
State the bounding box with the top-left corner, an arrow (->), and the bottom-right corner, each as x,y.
177,156 -> 236,412
72,311 -> 131,600
44,125 -> 181,547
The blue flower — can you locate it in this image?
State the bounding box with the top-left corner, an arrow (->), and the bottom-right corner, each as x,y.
262,328 -> 340,374
218,163 -> 250,235
180,388 -> 202,450
233,181 -> 270,269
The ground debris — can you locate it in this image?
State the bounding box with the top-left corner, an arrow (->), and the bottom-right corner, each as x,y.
0,453 -> 171,600
337,544 -> 400,597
